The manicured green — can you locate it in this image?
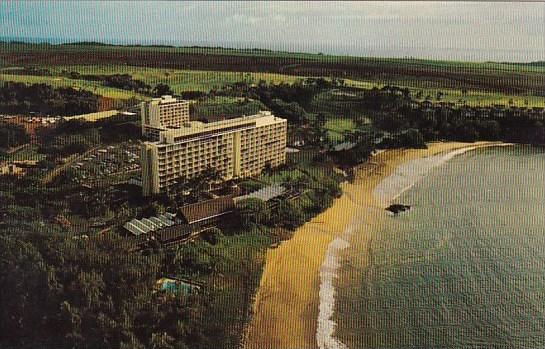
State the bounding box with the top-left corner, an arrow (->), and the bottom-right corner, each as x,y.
324,119 -> 356,141
0,73 -> 144,99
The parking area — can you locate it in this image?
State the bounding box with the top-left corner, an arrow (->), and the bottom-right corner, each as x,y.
70,141 -> 141,187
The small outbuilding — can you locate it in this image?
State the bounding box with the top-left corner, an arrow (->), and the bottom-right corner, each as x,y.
178,196 -> 236,225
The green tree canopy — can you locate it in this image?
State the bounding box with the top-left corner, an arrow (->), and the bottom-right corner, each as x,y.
236,198 -> 271,228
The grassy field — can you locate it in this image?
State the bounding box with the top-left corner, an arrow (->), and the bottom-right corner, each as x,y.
4,68 -> 543,108
413,88 -> 545,108
1,65 -> 303,100
324,119 -> 356,142
2,42 -> 544,107
344,79 -> 545,108
3,42 -> 544,74
48,65 -> 302,91
2,42 -> 544,96
0,73 -> 143,99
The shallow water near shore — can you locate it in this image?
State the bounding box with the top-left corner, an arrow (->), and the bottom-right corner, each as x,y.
335,145 -> 545,348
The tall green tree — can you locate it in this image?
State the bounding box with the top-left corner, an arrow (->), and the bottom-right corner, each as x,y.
236,198 -> 271,228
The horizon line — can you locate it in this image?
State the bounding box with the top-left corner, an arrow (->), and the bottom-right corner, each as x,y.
1,36 -> 543,66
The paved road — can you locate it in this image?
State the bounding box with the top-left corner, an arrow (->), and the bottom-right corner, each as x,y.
41,147 -> 99,185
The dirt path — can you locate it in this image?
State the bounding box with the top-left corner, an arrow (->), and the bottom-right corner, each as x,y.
41,146 -> 98,185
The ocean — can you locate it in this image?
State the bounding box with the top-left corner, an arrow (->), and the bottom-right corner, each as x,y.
335,145 -> 545,348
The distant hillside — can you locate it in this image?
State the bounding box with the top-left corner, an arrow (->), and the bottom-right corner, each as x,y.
1,41 -> 544,96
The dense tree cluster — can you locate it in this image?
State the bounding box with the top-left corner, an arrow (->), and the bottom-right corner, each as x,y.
0,232 -> 215,349
0,124 -> 30,149
179,91 -> 207,100
70,73 -> 151,93
329,137 -> 376,166
152,83 -> 174,97
378,129 -> 427,149
2,66 -> 52,76
0,173 -> 271,349
373,103 -> 545,145
37,115 -> 141,158
71,73 -> 179,99
215,79 -> 338,123
0,82 -> 99,116
191,98 -> 266,122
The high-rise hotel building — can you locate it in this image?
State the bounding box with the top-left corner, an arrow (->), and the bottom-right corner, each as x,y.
141,95 -> 190,139
141,111 -> 287,196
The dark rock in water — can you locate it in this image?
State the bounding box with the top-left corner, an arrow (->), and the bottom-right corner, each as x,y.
386,204 -> 411,214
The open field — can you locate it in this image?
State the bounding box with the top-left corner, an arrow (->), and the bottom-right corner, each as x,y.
0,66 -> 302,101
3,42 -> 545,74
344,79 -> 545,108
2,42 -> 544,108
46,65 -> 303,92
324,119 -> 356,141
0,72 -> 144,99
2,42 -> 544,96
4,68 -> 542,109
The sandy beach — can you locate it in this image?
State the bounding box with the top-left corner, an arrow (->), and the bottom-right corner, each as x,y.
245,141 -> 503,349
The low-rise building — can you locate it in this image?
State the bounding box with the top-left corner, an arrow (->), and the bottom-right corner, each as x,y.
178,196 -> 236,225
0,162 -> 26,176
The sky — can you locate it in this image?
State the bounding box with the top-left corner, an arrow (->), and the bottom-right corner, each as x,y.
1,1 -> 544,62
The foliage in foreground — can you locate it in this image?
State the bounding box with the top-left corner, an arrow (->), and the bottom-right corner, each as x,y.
0,227 -> 272,349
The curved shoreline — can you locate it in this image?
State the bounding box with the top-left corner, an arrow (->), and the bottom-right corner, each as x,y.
245,141 -> 507,349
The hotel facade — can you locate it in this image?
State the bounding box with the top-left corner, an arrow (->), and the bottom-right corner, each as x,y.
141,95 -> 190,139
141,110 -> 287,196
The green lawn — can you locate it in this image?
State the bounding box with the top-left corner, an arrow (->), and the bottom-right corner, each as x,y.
411,88 -> 545,108
323,119 -> 356,142
2,63 -> 544,108
0,73 -> 143,99
1,65 -> 303,99
344,77 -> 545,108
47,65 -> 303,92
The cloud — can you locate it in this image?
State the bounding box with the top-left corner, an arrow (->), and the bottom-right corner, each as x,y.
1,1 -> 543,61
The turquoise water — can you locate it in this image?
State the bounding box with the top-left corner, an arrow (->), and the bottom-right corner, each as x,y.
337,146 -> 545,348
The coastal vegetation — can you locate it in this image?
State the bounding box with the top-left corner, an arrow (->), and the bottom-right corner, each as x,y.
0,152 -> 342,349
1,41 -> 545,349
1,103 -> 342,349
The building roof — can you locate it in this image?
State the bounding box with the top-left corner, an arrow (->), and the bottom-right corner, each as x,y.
156,224 -> 194,243
64,110 -> 119,122
179,196 -> 235,225
234,184 -> 286,203
150,111 -> 285,145
332,141 -> 356,152
148,95 -> 188,105
123,212 -> 177,236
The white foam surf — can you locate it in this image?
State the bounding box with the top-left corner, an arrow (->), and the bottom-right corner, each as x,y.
316,235 -> 350,349
315,143 -> 513,349
373,144 -> 513,205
